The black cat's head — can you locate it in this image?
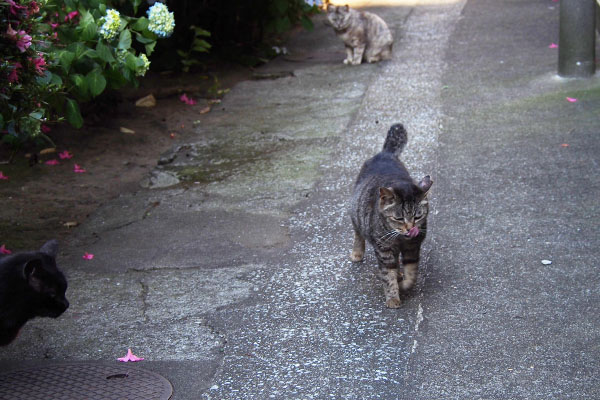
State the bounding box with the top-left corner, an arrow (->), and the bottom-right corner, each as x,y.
378,176 -> 433,238
23,240 -> 69,318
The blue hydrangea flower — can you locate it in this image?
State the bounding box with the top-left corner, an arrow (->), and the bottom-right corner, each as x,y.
147,2 -> 175,38
99,9 -> 121,40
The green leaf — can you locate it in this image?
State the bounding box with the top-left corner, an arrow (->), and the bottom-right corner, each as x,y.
192,39 -> 211,51
275,16 -> 292,33
29,111 -> 44,120
125,53 -> 138,71
81,19 -> 98,41
135,32 -> 154,44
96,41 -> 115,63
118,29 -> 132,50
145,41 -> 156,56
66,42 -> 86,59
191,26 -> 211,37
65,99 -> 83,128
133,0 -> 142,14
70,74 -> 89,98
132,17 -> 149,31
301,15 -> 314,31
50,73 -> 63,86
86,69 -> 106,97
59,51 -> 76,72
273,0 -> 288,15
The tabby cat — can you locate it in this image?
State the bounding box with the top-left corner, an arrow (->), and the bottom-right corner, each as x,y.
326,4 -> 393,65
350,124 -> 432,308
0,240 -> 69,345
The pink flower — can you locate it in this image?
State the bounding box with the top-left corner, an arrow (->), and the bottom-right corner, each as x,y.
29,57 -> 46,75
29,1 -> 39,14
82,252 -> 94,260
179,93 -> 197,105
31,56 -> 46,75
64,11 -> 79,22
41,124 -> 51,134
16,30 -> 32,52
0,171 -> 8,180
74,164 -> 86,173
45,159 -> 59,165
8,62 -> 22,83
0,244 -> 12,255
58,150 -> 73,159
6,25 -> 17,39
117,348 -> 144,362
6,0 -> 26,15
50,22 -> 59,29
566,97 -> 578,103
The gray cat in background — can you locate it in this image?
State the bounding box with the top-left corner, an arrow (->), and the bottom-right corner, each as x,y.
350,124 -> 432,308
326,4 -> 393,65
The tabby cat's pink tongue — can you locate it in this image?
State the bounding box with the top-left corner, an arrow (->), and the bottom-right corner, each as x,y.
407,226 -> 419,238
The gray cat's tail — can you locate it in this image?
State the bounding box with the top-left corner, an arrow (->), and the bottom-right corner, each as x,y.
382,123 -> 407,156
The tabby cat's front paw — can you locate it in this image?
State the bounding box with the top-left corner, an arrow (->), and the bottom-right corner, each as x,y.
385,297 -> 401,309
343,59 -> 351,65
350,250 -> 364,262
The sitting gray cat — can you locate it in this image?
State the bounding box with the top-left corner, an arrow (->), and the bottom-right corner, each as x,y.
326,4 -> 393,65
350,124 -> 432,308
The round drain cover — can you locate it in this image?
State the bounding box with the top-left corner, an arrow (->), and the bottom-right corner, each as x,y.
0,363 -> 172,400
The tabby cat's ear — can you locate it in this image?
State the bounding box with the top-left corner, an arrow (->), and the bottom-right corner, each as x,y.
379,187 -> 396,210
343,4 -> 349,11
40,239 -> 59,257
418,175 -> 433,196
327,4 -> 334,12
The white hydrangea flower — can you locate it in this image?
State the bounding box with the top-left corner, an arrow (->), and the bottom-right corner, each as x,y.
99,9 -> 121,40
136,53 -> 150,76
147,2 -> 175,38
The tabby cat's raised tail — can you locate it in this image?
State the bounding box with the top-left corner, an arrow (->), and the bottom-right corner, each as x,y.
382,123 -> 408,157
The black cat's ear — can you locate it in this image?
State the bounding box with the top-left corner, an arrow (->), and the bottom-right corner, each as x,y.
23,259 -> 41,279
40,239 -> 59,257
379,187 -> 396,210
418,176 -> 433,196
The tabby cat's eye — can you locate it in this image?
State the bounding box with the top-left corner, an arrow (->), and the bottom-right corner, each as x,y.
391,216 -> 404,222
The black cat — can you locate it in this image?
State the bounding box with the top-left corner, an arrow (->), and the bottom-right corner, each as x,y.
0,240 -> 69,345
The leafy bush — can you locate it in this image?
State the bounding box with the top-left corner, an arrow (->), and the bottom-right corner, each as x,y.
0,0 -> 177,146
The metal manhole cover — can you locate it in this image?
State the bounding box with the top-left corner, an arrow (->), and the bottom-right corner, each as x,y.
0,363 -> 172,400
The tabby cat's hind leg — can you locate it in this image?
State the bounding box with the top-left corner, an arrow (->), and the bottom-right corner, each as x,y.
350,231 -> 365,262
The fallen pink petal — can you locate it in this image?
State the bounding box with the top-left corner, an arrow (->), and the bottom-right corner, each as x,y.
82,252 -> 94,260
566,97 -> 578,103
0,171 -> 8,180
548,43 -> 558,49
117,348 -> 144,362
45,159 -> 59,165
0,244 -> 12,255
179,93 -> 197,105
74,164 -> 86,173
59,150 -> 73,159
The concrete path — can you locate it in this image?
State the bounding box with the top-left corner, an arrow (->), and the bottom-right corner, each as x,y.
2,0 -> 600,399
